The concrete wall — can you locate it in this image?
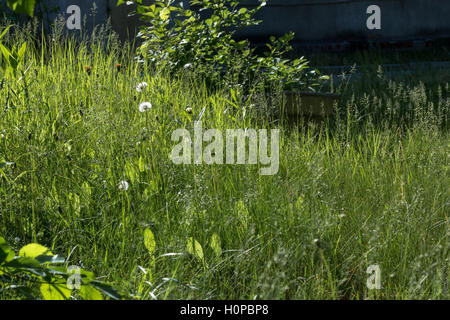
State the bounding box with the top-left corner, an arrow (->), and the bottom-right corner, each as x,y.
108,0 -> 450,48
1,0 -> 108,36
2,0 -> 450,48
238,0 -> 450,43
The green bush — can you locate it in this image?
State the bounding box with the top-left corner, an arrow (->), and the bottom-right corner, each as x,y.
120,0 -> 328,93
0,236 -> 124,300
5,0 -> 37,17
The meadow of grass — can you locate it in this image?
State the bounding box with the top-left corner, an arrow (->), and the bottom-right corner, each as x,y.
0,24 -> 448,300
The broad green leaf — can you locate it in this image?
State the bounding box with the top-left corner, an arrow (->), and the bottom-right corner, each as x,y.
81,181 -> 92,200
144,228 -> 156,255
7,0 -> 36,17
0,237 -> 14,264
138,156 -> 145,172
35,254 -> 65,265
40,282 -> 71,300
210,233 -> 222,258
186,237 -> 204,262
89,280 -> 122,300
19,243 -> 53,258
159,7 -> 170,21
125,162 -> 137,184
47,266 -> 93,280
5,256 -> 41,269
79,285 -> 103,300
46,266 -> 70,276
68,192 -> 81,216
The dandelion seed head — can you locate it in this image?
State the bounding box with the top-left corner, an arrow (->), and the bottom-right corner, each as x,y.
184,63 -> 193,69
118,180 -> 129,191
185,107 -> 193,114
139,102 -> 152,113
136,82 -> 148,93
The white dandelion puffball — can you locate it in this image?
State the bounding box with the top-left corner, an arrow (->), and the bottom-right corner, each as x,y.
184,63 -> 193,69
118,180 -> 129,191
136,82 -> 148,92
139,102 -> 152,113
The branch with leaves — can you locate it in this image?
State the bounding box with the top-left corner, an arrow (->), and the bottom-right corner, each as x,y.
6,0 -> 37,17
0,237 -> 125,300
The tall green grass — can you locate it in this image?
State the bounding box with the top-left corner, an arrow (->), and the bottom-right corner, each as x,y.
0,24 -> 448,299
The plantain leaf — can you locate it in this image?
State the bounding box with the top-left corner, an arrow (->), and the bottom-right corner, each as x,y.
144,228 -> 156,255
210,233 -> 222,258
186,237 -> 204,262
19,243 -> 53,258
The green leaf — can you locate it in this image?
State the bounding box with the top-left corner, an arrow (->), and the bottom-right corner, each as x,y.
35,254 -> 65,265
5,256 -> 41,269
144,228 -> 156,255
159,7 -> 170,21
40,282 -> 71,300
186,237 -> 204,262
19,243 -> 53,258
89,280 -> 122,300
79,285 -> 103,300
0,26 -> 12,41
17,41 -> 26,61
7,0 -> 36,17
0,237 -> 15,264
209,233 -> 222,258
138,156 -> 145,172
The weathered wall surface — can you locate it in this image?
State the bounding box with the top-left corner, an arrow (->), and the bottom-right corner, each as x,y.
1,0 -> 450,48
238,0 -> 450,43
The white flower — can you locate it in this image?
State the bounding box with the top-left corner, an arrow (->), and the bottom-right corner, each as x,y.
118,180 -> 129,191
139,102 -> 152,113
136,82 -> 148,93
183,63 -> 193,69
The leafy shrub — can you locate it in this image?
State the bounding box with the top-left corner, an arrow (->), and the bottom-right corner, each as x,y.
120,0 -> 328,93
0,237 -> 124,300
4,0 -> 37,17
